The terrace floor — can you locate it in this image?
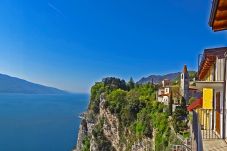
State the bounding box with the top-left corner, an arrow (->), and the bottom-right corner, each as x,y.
203,139 -> 227,151
201,130 -> 227,151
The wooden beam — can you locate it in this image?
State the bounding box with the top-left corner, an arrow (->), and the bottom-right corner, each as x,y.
218,0 -> 227,8
215,10 -> 227,21
213,25 -> 227,31
218,5 -> 227,11
213,20 -> 227,29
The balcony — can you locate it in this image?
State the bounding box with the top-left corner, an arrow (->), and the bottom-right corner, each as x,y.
191,109 -> 227,151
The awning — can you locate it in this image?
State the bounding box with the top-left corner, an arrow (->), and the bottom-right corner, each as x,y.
187,98 -> 203,111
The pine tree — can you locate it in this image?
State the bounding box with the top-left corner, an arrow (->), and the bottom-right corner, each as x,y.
169,90 -> 173,115
128,77 -> 135,90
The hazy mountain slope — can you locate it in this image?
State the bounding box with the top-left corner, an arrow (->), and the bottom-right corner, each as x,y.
137,72 -> 181,84
137,71 -> 196,84
0,73 -> 67,94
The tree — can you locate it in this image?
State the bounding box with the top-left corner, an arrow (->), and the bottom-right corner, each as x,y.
102,77 -> 127,91
181,97 -> 187,110
168,90 -> 173,116
127,77 -> 135,90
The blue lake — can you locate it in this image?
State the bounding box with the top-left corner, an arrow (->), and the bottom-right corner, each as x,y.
0,94 -> 89,151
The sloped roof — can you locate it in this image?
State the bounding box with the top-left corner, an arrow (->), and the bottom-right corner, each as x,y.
209,0 -> 227,31
198,47 -> 227,80
183,65 -> 188,74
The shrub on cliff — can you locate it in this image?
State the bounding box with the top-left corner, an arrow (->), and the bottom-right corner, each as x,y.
106,89 -> 127,115
82,136 -> 90,151
89,82 -> 105,114
102,77 -> 128,91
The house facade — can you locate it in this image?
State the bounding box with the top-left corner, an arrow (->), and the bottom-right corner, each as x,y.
196,48 -> 227,139
157,79 -> 171,105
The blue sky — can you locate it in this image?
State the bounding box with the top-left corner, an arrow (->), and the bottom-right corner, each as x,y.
0,0 -> 226,93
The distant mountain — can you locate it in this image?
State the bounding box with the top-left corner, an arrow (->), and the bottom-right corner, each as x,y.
0,73 -> 68,94
137,71 -> 197,84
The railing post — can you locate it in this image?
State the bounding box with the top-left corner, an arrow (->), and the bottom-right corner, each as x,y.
192,110 -> 203,151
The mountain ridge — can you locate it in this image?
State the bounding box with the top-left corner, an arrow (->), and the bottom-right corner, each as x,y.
137,71 -> 196,84
0,73 -> 68,94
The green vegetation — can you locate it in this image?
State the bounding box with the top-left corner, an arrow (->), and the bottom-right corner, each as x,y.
89,77 -> 178,150
82,136 -> 90,151
172,97 -> 189,134
189,97 -> 196,105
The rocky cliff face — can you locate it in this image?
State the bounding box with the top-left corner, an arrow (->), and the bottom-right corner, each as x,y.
74,95 -> 153,151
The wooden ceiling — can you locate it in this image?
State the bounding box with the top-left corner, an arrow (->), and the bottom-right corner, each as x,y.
198,47 -> 227,80
209,0 -> 227,31
198,56 -> 216,80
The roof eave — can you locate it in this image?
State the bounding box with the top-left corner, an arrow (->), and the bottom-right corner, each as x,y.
209,0 -> 220,29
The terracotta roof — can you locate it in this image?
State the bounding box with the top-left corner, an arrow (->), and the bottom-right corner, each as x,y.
187,98 -> 203,111
183,65 -> 188,73
209,0 -> 227,31
198,47 -> 227,80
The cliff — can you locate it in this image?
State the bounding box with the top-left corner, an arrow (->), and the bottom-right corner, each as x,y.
73,77 -> 178,151
74,95 -> 153,151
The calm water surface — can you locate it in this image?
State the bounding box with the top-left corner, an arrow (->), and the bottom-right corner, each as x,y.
0,94 -> 89,151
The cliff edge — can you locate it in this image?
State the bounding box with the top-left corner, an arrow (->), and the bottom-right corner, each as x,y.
73,77 -> 178,151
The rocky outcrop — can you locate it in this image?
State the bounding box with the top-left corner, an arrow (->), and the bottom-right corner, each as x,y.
99,97 -> 121,150
74,96 -> 153,151
73,119 -> 88,151
131,138 -> 153,151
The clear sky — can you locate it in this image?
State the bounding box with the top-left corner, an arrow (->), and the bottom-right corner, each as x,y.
0,0 -> 226,93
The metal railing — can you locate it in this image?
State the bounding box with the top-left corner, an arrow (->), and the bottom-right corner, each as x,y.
197,109 -> 222,140
191,109 -> 225,151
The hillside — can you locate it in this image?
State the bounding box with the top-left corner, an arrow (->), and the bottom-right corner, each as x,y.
137,71 -> 196,84
0,73 -> 67,94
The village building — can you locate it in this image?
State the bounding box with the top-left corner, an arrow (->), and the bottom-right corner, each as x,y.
157,79 -> 171,105
188,47 -> 227,151
157,65 -> 201,107
180,65 -> 201,103
180,65 -> 190,102
187,1 -> 227,150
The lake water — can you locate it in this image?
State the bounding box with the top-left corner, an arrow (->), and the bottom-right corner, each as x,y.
0,94 -> 89,151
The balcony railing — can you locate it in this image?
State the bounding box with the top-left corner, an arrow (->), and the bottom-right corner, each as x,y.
197,109 -> 222,140
191,108 -> 225,151
191,110 -> 203,151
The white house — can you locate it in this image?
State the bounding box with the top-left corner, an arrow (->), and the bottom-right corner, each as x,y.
157,79 -> 171,105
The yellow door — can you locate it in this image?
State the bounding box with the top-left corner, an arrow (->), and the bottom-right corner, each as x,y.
203,88 -> 213,109
202,88 -> 213,130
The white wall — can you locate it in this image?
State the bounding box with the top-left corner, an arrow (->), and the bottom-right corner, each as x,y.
215,58 -> 225,81
164,88 -> 170,94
